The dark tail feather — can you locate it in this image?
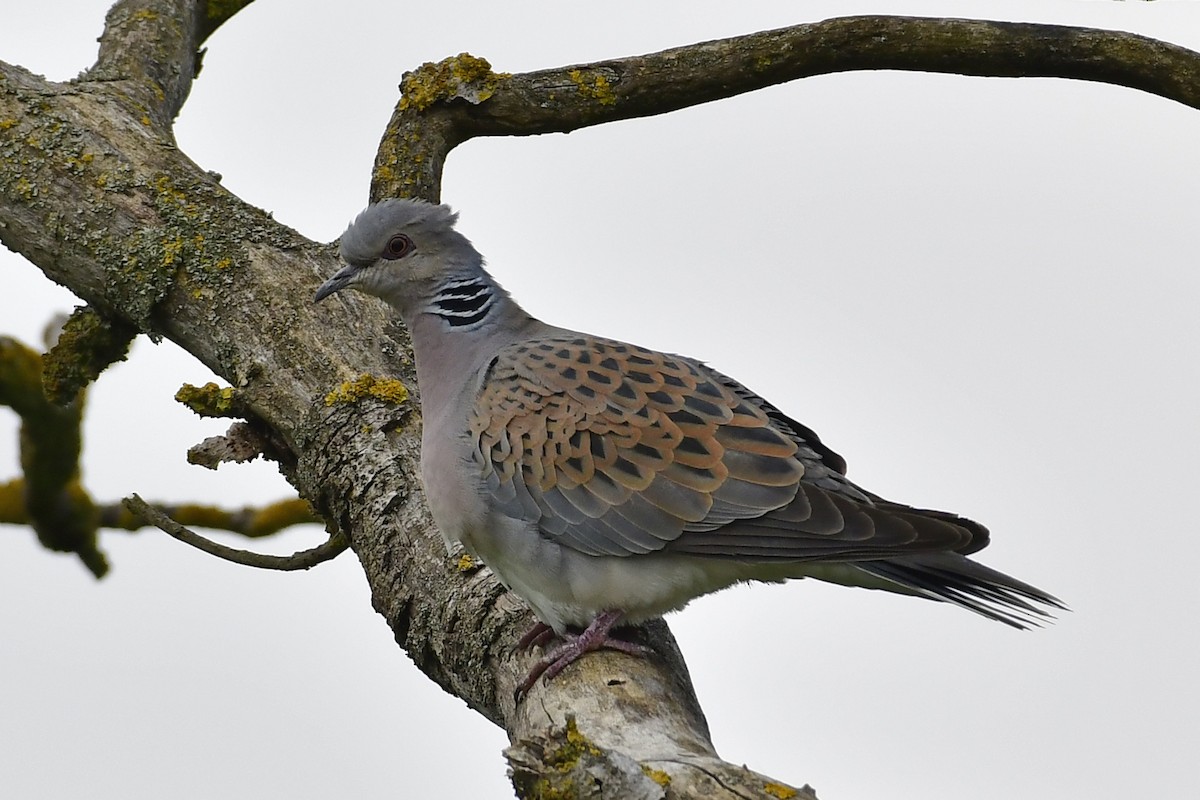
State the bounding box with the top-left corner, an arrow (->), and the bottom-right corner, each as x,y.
856,553 -> 1067,629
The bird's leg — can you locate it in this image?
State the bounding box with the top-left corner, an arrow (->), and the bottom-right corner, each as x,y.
514,609 -> 652,700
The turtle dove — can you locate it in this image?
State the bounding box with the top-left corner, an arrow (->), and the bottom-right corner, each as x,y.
315,199 -> 1063,696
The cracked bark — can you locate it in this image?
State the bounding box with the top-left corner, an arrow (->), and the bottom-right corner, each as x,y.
3,1 -> 1197,796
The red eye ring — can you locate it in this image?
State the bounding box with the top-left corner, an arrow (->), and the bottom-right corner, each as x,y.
384,234 -> 414,260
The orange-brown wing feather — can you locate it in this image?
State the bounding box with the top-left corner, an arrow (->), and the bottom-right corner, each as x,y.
472,335 -> 983,560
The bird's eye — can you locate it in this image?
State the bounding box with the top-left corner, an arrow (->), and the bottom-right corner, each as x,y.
384,234 -> 414,260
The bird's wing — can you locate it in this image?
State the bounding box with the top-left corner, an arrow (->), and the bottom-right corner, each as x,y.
470,334 -> 983,560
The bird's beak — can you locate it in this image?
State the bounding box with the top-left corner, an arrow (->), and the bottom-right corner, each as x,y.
314,263 -> 361,302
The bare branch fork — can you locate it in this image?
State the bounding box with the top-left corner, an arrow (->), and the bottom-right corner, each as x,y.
3,0 -> 1198,795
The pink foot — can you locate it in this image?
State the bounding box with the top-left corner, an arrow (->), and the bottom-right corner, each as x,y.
514,621 -> 556,652
514,610 -> 651,700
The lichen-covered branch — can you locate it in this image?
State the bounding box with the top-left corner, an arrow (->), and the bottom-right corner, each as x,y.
88,0 -> 256,129
0,334 -> 102,575
103,494 -> 319,536
506,716 -> 819,800
43,306 -> 137,405
198,0 -> 256,42
0,321 -> 319,571
373,16 -> 1200,200
0,480 -> 320,538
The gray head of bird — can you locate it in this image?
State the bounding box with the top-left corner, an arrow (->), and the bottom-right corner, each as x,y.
314,198 -> 483,314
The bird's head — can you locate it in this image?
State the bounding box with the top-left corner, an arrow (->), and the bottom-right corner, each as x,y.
314,198 -> 480,309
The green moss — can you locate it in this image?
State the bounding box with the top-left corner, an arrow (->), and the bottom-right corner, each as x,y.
175,381 -> 239,417
324,374 -> 409,406
567,69 -> 617,105
398,53 -> 508,111
42,306 -> 136,405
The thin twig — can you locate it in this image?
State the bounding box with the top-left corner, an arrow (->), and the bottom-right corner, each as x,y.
123,493 -> 347,570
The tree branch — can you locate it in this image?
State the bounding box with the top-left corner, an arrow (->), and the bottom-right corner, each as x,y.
85,0 -> 256,128
122,493 -> 344,569
0,333 -> 102,575
1,480 -> 319,536
373,16 -> 1200,200
42,306 -> 137,405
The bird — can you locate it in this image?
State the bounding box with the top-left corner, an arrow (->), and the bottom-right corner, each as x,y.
315,198 -> 1063,696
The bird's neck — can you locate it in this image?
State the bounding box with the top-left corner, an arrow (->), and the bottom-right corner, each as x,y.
406,270 -> 539,416
424,274 -> 499,328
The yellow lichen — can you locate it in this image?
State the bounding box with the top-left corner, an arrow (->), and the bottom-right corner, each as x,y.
246,499 -> 319,537
154,174 -> 189,207
324,374 -> 409,406
169,503 -> 228,530
41,306 -> 135,404
764,781 -> 798,799
641,765 -> 671,787
0,478 -> 25,524
161,237 -> 185,266
567,69 -> 617,105
546,717 -> 602,771
398,53 -> 507,112
456,553 -> 475,571
65,152 -> 94,173
175,382 -> 237,417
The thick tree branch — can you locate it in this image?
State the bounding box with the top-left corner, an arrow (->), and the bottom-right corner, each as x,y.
86,0 -> 254,129
374,16 -> 1200,199
88,0 -> 200,129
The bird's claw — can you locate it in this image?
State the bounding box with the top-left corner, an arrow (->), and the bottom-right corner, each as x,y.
512,610 -> 651,701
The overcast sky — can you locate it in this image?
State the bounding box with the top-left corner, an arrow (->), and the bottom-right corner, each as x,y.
3,2 -> 1199,798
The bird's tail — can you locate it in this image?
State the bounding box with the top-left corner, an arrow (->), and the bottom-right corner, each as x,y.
854,553 -> 1066,629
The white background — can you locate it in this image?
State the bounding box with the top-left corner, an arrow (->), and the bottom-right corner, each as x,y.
3,2 -> 1198,798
